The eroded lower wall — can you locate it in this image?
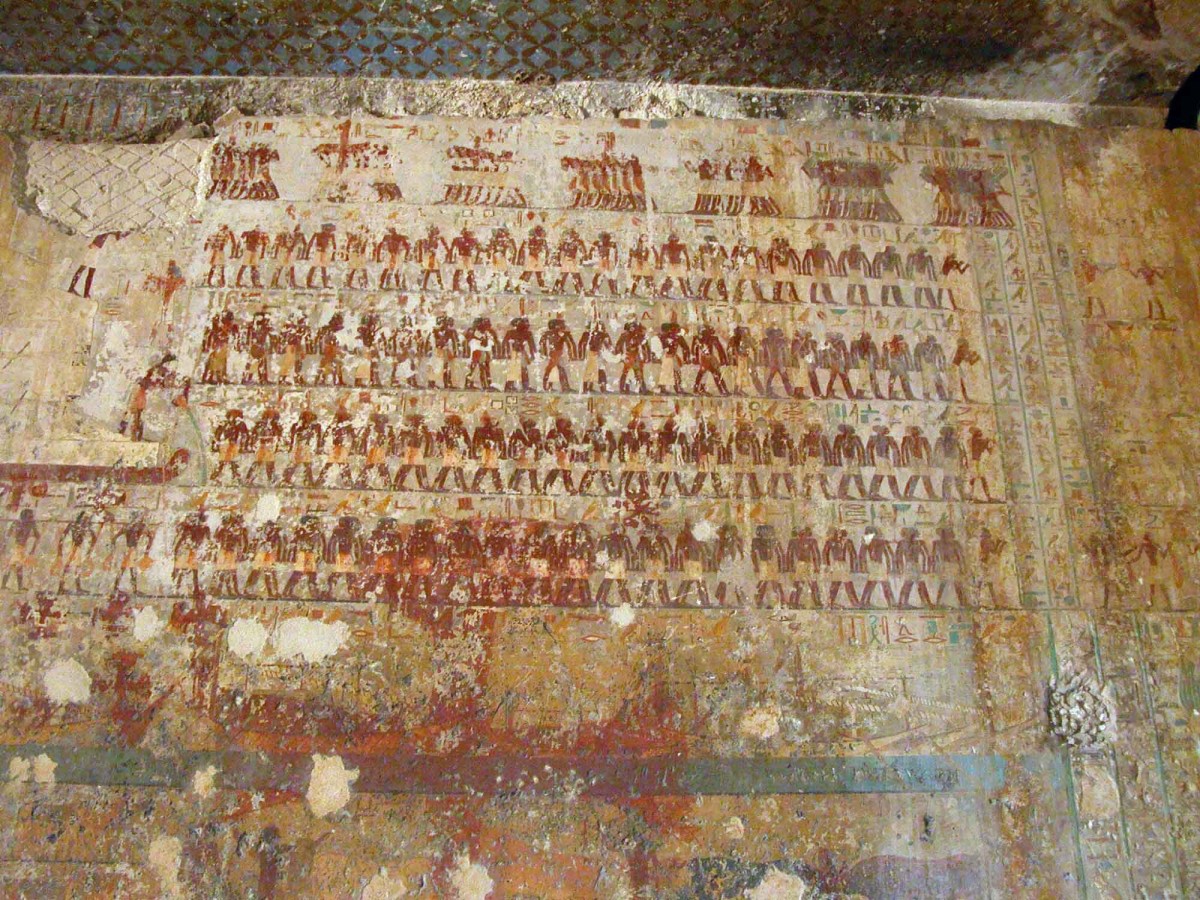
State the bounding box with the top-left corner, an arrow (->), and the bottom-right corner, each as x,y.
0,97 -> 1197,899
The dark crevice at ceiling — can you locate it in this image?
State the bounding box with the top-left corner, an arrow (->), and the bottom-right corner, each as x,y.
0,0 -> 1194,105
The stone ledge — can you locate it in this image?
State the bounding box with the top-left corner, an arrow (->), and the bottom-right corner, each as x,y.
0,76 -> 1168,143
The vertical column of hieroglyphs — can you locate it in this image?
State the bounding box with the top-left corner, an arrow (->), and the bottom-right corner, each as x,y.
1004,139 -> 1143,897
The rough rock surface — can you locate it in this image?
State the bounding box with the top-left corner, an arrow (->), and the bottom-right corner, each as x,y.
0,0 -> 1197,105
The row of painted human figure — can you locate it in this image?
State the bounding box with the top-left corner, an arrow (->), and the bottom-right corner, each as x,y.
12,509 -> 1185,609
200,310 -> 981,402
160,512 -> 973,609
201,222 -> 967,306
208,405 -> 998,502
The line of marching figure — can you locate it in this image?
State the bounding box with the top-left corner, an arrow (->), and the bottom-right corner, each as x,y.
7,510 -> 989,610
198,309 -> 983,402
203,404 -> 1000,502
199,222 -> 970,307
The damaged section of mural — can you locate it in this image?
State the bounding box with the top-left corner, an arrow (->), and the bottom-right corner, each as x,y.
0,109 -> 1198,898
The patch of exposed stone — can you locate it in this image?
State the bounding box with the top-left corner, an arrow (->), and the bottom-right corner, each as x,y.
1048,662 -> 1117,753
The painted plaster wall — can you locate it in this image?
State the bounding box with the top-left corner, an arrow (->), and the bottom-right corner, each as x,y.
0,92 -> 1197,898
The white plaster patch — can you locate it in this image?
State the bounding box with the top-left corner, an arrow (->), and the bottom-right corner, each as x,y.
450,854 -> 494,900
192,764 -> 218,798
142,532 -> 175,588
692,519 -> 718,542
723,816 -> 746,840
76,319 -> 143,425
609,604 -> 637,629
274,617 -> 350,663
31,754 -> 56,784
132,606 -> 164,642
148,835 -> 184,900
362,868 -> 408,899
43,658 -> 92,704
228,617 -> 269,658
7,757 -> 31,782
306,753 -> 358,818
746,869 -> 810,899
739,703 -> 782,741
252,493 -> 282,525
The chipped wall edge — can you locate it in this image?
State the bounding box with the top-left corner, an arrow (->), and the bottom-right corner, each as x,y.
0,75 -> 1168,144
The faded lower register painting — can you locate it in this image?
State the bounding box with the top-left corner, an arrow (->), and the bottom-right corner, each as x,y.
1,106 -> 1199,899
